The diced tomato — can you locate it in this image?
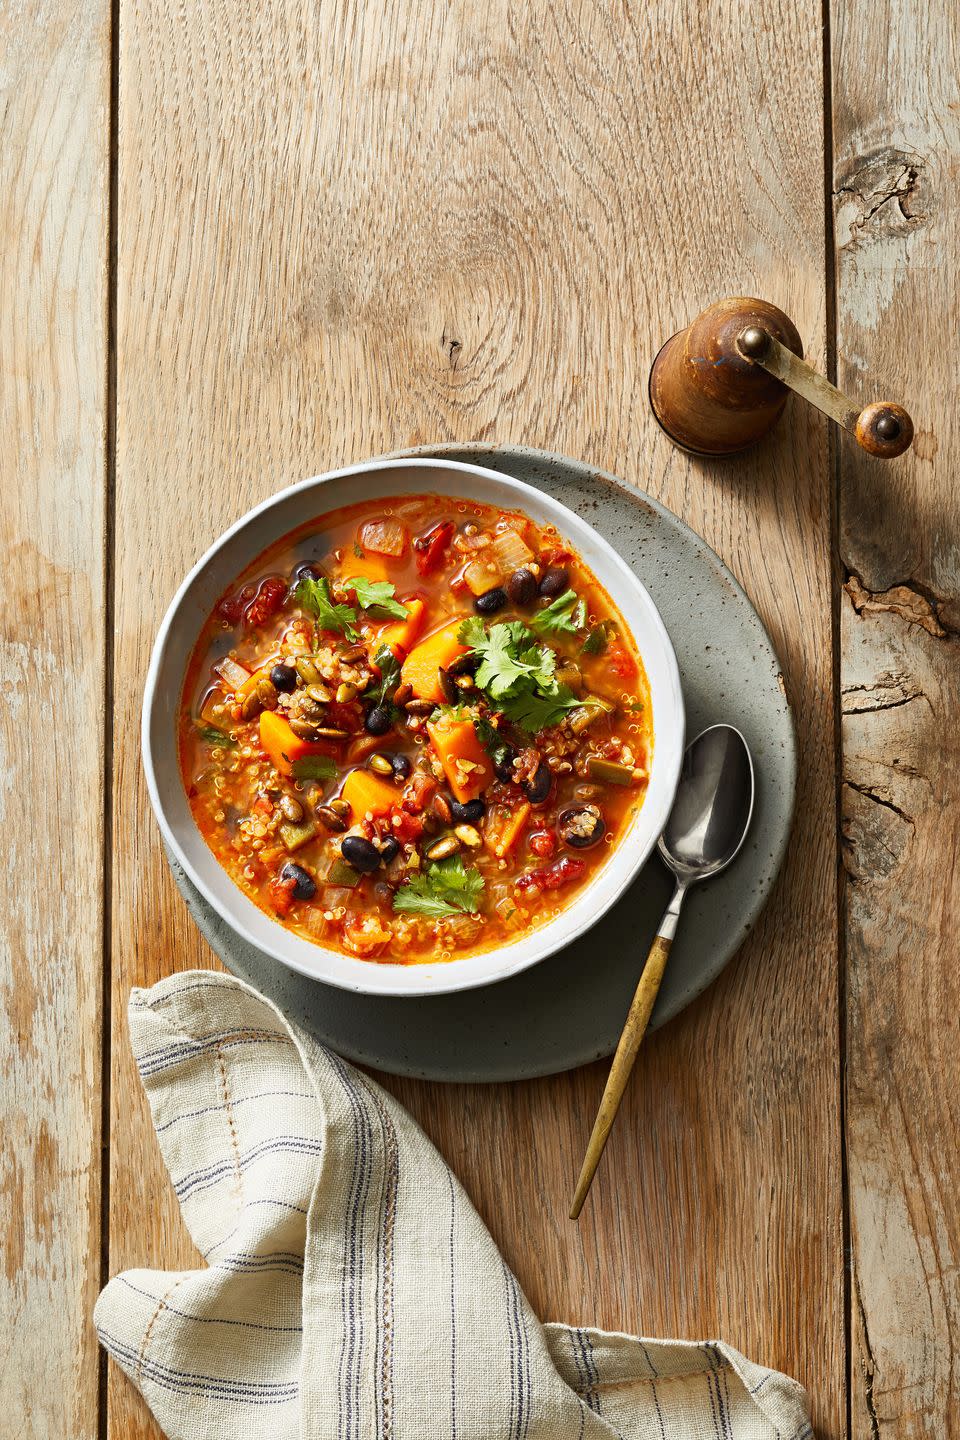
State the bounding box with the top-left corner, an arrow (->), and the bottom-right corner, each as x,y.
217,582 -> 257,626
244,575 -> 288,628
268,874 -> 297,916
528,830 -> 557,859
607,640 -> 637,680
390,808 -> 425,843
413,520 -> 455,576
401,773 -> 437,814
515,856 -> 586,893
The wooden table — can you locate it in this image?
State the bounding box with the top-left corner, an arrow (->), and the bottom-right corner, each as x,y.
5,2 -> 958,1435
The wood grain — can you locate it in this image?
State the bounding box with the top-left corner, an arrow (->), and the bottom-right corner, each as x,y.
108,2 -> 842,1436
833,1 -> 960,1434
0,1 -> 110,1433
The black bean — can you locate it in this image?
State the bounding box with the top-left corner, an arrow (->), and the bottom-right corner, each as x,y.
521,758 -> 553,806
538,565 -> 569,597
279,862 -> 316,900
558,804 -> 605,849
450,797 -> 485,824
269,662 -> 298,693
379,835 -> 400,864
340,835 -> 382,873
474,586 -> 508,615
365,705 -> 393,736
506,567 -> 537,606
390,753 -> 412,781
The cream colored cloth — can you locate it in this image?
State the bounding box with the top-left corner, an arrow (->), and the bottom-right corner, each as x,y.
96,972 -> 813,1440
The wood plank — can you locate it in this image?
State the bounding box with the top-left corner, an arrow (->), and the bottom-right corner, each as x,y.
110,3 -> 841,1435
0,2 -> 110,1434
833,3 -> 960,1434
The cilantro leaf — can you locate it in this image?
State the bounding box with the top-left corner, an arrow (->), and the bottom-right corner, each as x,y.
295,575 -> 358,640
458,617 -> 574,733
352,540 -> 364,558
392,855 -> 485,918
529,589 -> 581,637
497,683 -> 580,732
290,754 -> 336,781
457,615 -> 487,651
195,723 -> 235,748
345,576 -> 409,621
371,645 -> 402,709
467,620 -> 555,698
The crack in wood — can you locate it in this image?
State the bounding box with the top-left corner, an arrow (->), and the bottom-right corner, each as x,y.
854,1270 -> 882,1440
844,571 -> 954,638
843,778 -> 914,827
834,147 -> 927,246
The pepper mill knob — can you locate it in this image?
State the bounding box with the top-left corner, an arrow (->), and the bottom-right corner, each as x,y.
649,296 -> 913,459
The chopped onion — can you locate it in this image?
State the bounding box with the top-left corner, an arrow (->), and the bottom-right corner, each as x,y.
464,557 -> 502,595
360,518 -> 408,557
490,528 -> 534,573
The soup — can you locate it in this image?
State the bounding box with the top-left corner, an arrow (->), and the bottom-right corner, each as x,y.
179,493 -> 653,963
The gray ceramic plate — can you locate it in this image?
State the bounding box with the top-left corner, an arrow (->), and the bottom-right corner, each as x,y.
167,444 -> 795,1082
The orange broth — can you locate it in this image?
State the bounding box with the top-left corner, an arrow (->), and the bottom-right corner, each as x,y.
178,493 -> 653,963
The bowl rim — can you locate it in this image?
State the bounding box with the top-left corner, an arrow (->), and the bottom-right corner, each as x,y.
142,456 -> 685,997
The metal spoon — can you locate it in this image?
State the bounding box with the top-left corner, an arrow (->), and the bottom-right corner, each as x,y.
570,724 -> 755,1218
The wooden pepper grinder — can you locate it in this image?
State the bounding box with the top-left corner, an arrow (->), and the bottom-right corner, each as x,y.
649,296 -> 913,458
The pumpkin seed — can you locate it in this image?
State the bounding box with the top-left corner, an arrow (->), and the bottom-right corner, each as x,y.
425,834 -> 461,861
336,682 -> 358,704
316,804 -> 349,833
368,754 -> 394,776
288,716 -> 321,740
295,656 -> 321,685
454,824 -> 482,848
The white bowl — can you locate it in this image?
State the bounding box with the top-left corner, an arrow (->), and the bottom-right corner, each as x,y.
143,458 -> 685,997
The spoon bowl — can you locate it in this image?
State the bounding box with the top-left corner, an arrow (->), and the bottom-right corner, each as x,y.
659,724 -> 754,885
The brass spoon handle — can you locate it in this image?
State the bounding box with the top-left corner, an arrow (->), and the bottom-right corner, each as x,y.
570,882 -> 687,1219
736,326 -> 914,458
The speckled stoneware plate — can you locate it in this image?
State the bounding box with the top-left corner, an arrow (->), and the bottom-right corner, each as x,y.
166,444 -> 795,1082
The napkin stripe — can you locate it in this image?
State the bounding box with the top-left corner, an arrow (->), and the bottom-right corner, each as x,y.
333,1053 -> 366,1440
173,1136 -> 325,1199
503,1261 -> 531,1439
447,1170 -> 458,1440
155,1090 -> 315,1134
98,1328 -> 299,1403
117,1277 -> 304,1334
650,1380 -> 668,1440
137,1028 -> 292,1076
366,1080 -> 399,1440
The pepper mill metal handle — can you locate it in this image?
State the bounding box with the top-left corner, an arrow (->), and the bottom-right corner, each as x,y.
649,296 -> 913,459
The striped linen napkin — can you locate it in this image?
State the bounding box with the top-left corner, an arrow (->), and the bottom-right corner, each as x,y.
96,971 -> 813,1440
